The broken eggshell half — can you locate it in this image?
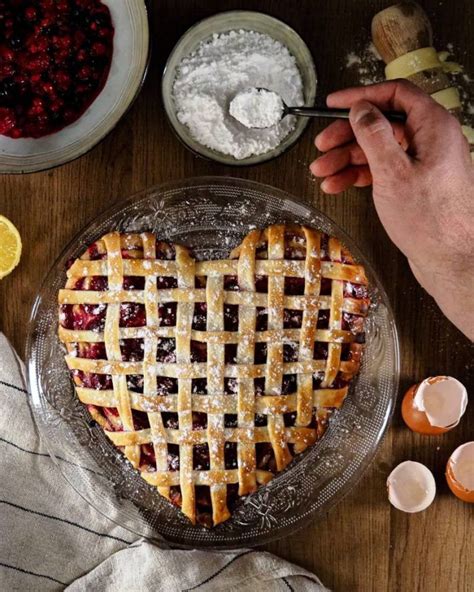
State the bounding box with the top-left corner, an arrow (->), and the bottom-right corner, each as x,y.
401,376 -> 468,435
446,442 -> 474,503
387,460 -> 436,513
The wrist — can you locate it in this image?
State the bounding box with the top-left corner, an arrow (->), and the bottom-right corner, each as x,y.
409,259 -> 474,340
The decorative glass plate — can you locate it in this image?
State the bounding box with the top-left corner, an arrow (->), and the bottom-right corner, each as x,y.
26,177 -> 399,549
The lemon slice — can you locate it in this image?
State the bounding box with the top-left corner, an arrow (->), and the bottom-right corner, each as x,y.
0,216 -> 22,279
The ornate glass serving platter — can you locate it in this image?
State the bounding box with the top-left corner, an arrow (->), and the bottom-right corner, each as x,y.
26,177 -> 399,548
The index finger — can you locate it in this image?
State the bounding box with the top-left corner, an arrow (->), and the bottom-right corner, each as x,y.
327,80 -> 446,120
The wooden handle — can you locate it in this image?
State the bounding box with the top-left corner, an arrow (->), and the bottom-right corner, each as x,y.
371,1 -> 432,63
371,2 -> 459,115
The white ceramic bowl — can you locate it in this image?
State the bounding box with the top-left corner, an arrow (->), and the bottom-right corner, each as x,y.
162,11 -> 317,166
0,0 -> 150,174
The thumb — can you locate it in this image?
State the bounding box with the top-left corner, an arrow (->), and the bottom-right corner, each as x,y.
349,100 -> 407,178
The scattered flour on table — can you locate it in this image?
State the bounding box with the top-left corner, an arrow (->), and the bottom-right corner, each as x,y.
172,30 -> 304,160
344,41 -> 473,126
344,42 -> 384,86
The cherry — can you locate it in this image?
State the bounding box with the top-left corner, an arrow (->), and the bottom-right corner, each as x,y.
0,47 -> 15,62
92,42 -> 106,56
50,99 -> 65,113
0,108 -> 16,134
0,63 -> 15,78
76,342 -> 106,359
24,7 -> 38,22
119,303 -> 146,328
78,65 -> 92,80
54,71 -> 71,91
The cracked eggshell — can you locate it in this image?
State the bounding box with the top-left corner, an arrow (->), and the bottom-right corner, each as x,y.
446,442 -> 474,503
387,461 -> 436,513
401,376 -> 468,435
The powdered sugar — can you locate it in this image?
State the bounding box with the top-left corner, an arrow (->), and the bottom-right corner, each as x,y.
229,88 -> 284,129
172,30 -> 304,160
344,42 -> 384,86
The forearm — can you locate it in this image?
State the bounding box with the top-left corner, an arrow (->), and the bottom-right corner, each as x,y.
409,260 -> 474,340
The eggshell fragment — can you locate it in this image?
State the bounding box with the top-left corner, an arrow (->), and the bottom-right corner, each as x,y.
446,442 -> 474,503
387,461 -> 436,513
402,376 -> 467,435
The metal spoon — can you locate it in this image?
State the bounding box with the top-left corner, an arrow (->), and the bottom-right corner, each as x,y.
229,88 -> 407,128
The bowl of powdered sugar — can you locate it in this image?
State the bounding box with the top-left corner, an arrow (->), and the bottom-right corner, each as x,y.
162,11 -> 317,165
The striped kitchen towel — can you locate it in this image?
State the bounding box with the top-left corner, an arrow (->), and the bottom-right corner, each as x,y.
0,333 -> 327,592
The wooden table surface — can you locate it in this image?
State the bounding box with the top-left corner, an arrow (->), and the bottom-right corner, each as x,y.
1,1 -> 473,590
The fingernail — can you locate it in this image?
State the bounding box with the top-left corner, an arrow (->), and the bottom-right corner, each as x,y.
320,179 -> 328,192
354,107 -> 373,123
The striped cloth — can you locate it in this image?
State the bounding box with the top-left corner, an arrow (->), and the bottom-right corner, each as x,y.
0,334 -> 327,592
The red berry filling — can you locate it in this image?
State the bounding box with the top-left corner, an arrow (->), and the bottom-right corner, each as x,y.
0,0 -> 114,138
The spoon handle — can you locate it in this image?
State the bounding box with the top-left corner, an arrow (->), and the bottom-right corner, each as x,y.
288,106 -> 407,123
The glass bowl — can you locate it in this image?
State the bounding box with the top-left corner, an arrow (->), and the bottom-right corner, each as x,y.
26,177 -> 399,549
161,11 -> 317,166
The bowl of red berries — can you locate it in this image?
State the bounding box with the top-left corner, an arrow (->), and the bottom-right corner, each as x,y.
0,0 -> 149,174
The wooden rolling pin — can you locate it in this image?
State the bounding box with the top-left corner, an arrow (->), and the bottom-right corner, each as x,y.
371,1 -> 474,153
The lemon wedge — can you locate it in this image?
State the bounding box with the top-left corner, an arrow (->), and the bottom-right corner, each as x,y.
0,216 -> 22,279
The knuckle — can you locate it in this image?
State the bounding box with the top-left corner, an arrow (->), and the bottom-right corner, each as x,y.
390,160 -> 410,180
395,78 -> 417,92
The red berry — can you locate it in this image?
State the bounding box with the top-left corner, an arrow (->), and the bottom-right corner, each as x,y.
14,74 -> 28,87
49,98 -> 64,113
92,42 -> 106,56
39,17 -> 53,30
26,54 -> 50,73
25,7 -> 37,21
57,48 -> 72,62
0,108 -> 16,134
78,66 -> 91,80
0,47 -> 15,62
29,37 -> 49,54
0,63 -> 15,77
29,98 -> 46,116
53,35 -> 71,50
42,82 -> 55,95
54,70 -> 71,91
74,31 -> 86,47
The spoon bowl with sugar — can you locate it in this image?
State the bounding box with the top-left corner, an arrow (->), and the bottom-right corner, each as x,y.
229,87 -> 407,129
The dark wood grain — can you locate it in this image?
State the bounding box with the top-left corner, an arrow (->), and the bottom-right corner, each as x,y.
0,1 -> 472,590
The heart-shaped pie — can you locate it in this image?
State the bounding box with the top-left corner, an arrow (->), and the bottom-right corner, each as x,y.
58,224 -> 369,527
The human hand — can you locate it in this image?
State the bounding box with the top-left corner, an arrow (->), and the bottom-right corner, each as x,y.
310,80 -> 474,339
